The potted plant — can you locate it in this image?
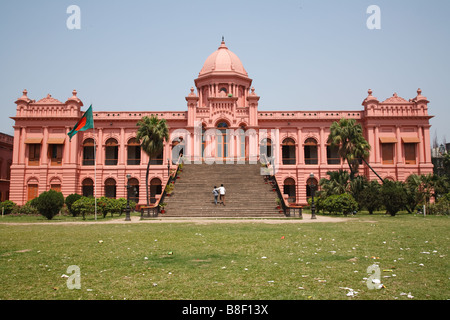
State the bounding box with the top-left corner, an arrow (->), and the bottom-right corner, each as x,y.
276,198 -> 281,209
165,183 -> 174,196
159,202 -> 167,214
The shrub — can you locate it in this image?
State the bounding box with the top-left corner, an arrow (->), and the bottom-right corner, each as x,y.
357,180 -> 383,214
381,180 -> 407,216
428,196 -> 450,215
36,190 -> 64,220
12,203 -> 39,215
65,193 -> 82,217
321,193 -> 358,215
0,200 -> 18,214
71,196 -> 95,220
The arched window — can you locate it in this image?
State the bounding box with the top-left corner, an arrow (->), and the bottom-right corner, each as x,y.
127,138 -> 141,165
172,137 -> 185,159
83,138 -> 95,166
306,177 -> 318,198
82,178 -> 94,197
283,178 -> 296,203
105,138 -> 118,166
282,138 -> 296,165
327,144 -> 340,165
217,122 -> 229,159
27,179 -> 39,201
304,138 -> 318,165
128,178 -> 139,204
50,178 -> 61,193
105,178 -> 116,198
260,138 -> 272,162
150,178 -> 162,204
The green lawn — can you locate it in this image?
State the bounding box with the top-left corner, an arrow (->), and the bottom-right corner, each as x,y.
0,213 -> 448,300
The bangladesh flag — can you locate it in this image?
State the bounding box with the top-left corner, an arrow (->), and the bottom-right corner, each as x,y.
68,105 -> 94,141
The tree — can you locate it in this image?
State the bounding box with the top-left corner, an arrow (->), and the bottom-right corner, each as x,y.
319,170 -> 350,197
136,116 -> 169,205
65,193 -> 82,217
404,174 -> 425,213
328,118 -> 371,180
36,189 -> 64,220
357,180 -> 383,214
443,153 -> 450,177
381,180 -> 407,216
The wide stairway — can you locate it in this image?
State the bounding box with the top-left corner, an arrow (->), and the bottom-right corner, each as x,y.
163,163 -> 285,217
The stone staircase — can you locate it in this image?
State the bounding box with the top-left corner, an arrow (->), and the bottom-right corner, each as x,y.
163,163 -> 285,217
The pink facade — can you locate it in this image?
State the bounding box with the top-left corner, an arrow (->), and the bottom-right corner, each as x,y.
10,40 -> 434,206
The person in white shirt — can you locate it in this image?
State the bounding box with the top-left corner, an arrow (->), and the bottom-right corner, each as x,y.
218,184 -> 226,206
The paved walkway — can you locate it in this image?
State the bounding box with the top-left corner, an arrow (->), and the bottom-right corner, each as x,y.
0,214 -> 354,226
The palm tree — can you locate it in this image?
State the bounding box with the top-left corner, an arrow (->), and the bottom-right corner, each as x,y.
319,169 -> 350,197
328,118 -> 377,181
136,116 -> 169,205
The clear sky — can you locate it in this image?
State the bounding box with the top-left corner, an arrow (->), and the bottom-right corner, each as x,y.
1,0 -> 449,144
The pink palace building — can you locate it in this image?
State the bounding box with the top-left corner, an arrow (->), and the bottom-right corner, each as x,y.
10,40 -> 434,207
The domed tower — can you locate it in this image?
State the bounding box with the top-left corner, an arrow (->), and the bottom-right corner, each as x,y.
196,38 -> 252,108
186,39 -> 259,128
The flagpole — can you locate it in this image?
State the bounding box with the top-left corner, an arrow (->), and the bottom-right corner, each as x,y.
93,107 -> 97,221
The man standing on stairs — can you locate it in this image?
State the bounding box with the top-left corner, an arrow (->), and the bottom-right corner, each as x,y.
219,184 -> 226,206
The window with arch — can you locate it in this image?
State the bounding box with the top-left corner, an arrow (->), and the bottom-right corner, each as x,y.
238,125 -> 248,161
105,178 -> 116,198
105,138 -> 118,166
82,178 -> 94,197
282,138 -> 296,165
304,138 -> 318,165
150,178 -> 162,204
283,178 -> 296,203
216,122 -> 229,159
260,138 -> 272,162
306,177 -> 318,198
127,138 -> 141,165
128,178 -> 139,204
83,138 -> 95,166
172,137 -> 185,159
327,144 -> 340,165
50,178 -> 61,193
27,180 -> 39,201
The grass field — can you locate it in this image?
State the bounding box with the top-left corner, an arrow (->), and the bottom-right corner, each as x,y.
0,212 -> 448,300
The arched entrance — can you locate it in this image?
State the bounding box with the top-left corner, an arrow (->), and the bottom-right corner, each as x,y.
150,178 -> 162,204
82,178 -> 94,197
216,122 -> 229,159
283,178 -> 296,203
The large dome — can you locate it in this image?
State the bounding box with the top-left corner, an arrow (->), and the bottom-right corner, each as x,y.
198,40 -> 248,77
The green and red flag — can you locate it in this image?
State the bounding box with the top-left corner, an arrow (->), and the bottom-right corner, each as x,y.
68,105 -> 94,141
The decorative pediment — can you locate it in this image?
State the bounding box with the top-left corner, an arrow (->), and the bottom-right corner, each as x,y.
382,93 -> 409,104
36,94 -> 63,104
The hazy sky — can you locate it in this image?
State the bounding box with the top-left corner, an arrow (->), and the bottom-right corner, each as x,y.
1,0 -> 449,143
